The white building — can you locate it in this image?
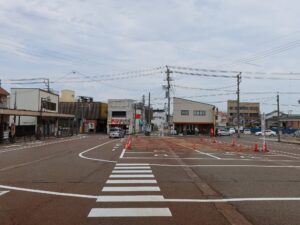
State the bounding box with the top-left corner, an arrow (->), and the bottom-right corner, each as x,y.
173,97 -> 216,135
10,88 -> 59,135
151,109 -> 167,130
107,99 -> 136,134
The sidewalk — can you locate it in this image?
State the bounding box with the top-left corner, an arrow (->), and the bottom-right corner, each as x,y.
281,137 -> 300,145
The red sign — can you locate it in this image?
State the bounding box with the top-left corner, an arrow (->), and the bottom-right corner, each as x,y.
135,114 -> 141,119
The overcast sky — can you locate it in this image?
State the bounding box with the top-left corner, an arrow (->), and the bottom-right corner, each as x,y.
1,0 -> 300,113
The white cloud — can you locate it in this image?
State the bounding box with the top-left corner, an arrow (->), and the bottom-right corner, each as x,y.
0,0 -> 300,113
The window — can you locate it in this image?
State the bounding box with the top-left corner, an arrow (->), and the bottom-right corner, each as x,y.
112,111 -> 126,117
41,100 -> 56,111
193,110 -> 206,116
181,110 -> 189,116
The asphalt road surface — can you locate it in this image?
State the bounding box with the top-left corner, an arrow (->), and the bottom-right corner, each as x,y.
0,134 -> 300,225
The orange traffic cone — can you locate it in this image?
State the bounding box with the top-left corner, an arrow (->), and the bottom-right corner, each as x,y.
231,138 -> 236,146
254,143 -> 259,152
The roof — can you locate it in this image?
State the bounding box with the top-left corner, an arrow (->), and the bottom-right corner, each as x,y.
173,97 -> 215,107
0,87 -> 9,96
11,88 -> 59,97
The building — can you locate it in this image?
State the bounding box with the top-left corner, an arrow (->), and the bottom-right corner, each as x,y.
151,109 -> 167,131
216,111 -> 227,128
10,88 -> 60,136
227,100 -> 260,127
60,89 -> 75,102
107,99 -> 136,134
173,97 -> 216,135
266,110 -> 300,130
107,99 -> 147,134
0,87 -> 10,142
59,101 -> 108,133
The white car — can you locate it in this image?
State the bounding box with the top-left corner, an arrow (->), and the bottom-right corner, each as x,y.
109,127 -> 125,138
217,129 -> 231,136
255,129 -> 276,136
229,128 -> 236,135
243,129 -> 251,135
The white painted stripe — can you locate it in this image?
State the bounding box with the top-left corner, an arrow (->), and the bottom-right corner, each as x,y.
110,174 -> 154,178
0,190 -> 9,197
88,208 -> 172,217
102,186 -> 160,192
164,197 -> 300,203
114,166 -> 151,169
116,163 -> 149,166
112,170 -> 152,173
120,148 -> 126,158
195,150 -> 221,159
97,195 -> 165,202
0,185 -> 97,199
106,179 -> 157,184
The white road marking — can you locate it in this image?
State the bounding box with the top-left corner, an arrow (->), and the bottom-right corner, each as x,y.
195,150 -> 221,159
0,190 -> 9,197
119,149 -> 126,158
112,149 -> 116,151
110,174 -> 154,178
78,140 -> 117,163
2,184 -> 300,203
112,170 -> 152,173
114,166 -> 151,169
0,185 -> 97,199
102,186 -> 160,192
116,163 -> 149,166
106,179 -> 157,184
88,208 -> 172,217
97,195 -> 165,202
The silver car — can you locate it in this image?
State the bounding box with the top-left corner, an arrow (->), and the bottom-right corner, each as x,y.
109,127 -> 125,138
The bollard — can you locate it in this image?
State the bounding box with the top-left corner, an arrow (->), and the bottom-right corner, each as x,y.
254,143 -> 259,152
263,142 -> 268,152
231,138 -> 236,146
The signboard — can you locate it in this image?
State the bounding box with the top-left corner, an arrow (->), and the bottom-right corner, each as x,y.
111,119 -> 130,125
135,114 -> 141,119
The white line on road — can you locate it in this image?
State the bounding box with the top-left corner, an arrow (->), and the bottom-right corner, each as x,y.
78,140 -> 117,163
120,148 -> 126,158
106,179 -> 157,184
88,208 -> 172,217
0,185 -> 97,199
0,190 -> 9,197
2,184 -> 300,203
110,174 -> 154,178
195,150 -> 221,159
114,166 -> 151,169
97,195 -> 165,202
116,163 -> 149,166
112,170 -> 152,173
102,186 -> 160,192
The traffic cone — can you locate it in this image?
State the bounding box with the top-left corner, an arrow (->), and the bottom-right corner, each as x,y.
231,138 -> 236,146
254,143 -> 259,152
263,142 -> 268,152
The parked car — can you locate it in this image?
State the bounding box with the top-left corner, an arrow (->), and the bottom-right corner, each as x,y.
255,129 -> 276,136
243,129 -> 251,135
217,128 -> 231,136
229,128 -> 236,135
293,130 -> 300,138
109,127 -> 125,138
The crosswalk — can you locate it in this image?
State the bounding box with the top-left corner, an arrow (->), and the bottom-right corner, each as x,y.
88,163 -> 172,218
0,190 -> 9,197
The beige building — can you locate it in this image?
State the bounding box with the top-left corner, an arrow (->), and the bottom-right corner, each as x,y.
173,97 -> 216,135
227,100 -> 260,127
60,89 -> 75,102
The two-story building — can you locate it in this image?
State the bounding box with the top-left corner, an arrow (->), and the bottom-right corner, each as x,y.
10,88 -> 59,136
173,97 -> 216,135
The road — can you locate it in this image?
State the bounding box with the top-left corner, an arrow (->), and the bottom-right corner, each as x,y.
0,134 -> 300,225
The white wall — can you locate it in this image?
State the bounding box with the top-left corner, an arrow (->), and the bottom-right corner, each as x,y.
9,88 -> 59,126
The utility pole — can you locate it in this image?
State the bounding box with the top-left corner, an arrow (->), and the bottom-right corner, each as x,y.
134,103 -> 137,134
148,92 -> 151,131
237,72 -> 242,138
165,66 -> 172,127
45,79 -> 50,92
277,93 -> 281,142
142,95 -> 145,132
